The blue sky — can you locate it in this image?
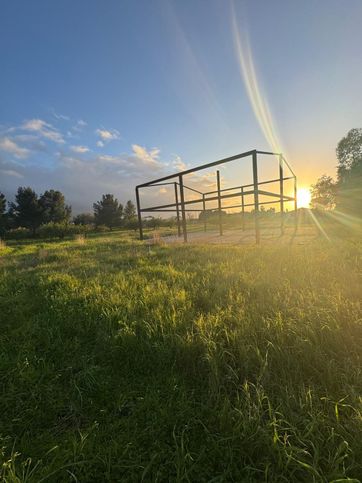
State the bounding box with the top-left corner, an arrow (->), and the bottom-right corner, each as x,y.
0,0 -> 361,212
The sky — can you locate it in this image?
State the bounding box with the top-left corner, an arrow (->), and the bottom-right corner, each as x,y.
0,0 -> 361,213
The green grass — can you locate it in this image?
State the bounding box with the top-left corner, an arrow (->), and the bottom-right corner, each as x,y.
0,231 -> 361,482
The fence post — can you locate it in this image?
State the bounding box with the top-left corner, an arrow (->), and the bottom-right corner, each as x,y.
135,186 -> 143,240
174,182 -> 181,237
216,170 -> 223,236
252,151 -> 260,244
241,186 -> 245,231
279,155 -> 284,235
179,175 -> 187,242
202,193 -> 207,232
294,175 -> 298,230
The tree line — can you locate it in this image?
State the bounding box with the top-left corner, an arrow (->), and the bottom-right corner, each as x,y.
310,128 -> 362,216
0,187 -> 138,237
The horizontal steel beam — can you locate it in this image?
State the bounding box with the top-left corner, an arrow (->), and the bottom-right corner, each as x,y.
145,181 -> 203,195
258,189 -> 295,201
203,176 -> 295,196
136,149 -> 257,187
141,198 -> 294,213
140,188 -> 294,212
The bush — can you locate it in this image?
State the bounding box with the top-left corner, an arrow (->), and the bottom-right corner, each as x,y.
94,224 -> 110,233
37,222 -> 90,239
5,227 -> 32,240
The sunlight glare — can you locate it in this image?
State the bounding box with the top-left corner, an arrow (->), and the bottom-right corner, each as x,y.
297,188 -> 311,208
231,2 -> 281,155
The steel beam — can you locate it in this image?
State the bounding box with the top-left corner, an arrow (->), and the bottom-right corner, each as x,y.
135,186 -> 143,240
179,175 -> 187,242
279,155 -> 284,235
241,186 -> 245,231
216,170 -> 223,236
252,151 -> 260,244
174,182 -> 181,237
136,149 -> 256,188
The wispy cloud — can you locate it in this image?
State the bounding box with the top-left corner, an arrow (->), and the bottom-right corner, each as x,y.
172,155 -> 187,172
51,109 -> 70,121
70,145 -> 90,154
21,119 -> 65,144
0,168 -> 24,178
132,144 -> 160,165
71,119 -> 87,133
0,137 -> 29,159
95,128 -> 120,143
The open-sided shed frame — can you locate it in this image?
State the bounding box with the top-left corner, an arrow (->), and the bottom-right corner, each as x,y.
135,149 -> 297,244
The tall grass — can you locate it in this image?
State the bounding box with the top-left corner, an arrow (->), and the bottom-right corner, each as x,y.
0,231 -> 361,481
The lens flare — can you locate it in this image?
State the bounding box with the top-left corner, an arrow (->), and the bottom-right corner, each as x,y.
297,188 -> 311,208
231,2 -> 281,155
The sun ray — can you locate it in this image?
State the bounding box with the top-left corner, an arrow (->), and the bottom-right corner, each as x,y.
297,188 -> 311,208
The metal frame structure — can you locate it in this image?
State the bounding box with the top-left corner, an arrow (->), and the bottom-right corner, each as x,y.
135,149 -> 297,244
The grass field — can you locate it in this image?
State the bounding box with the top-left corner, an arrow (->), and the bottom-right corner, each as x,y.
0,231 -> 361,482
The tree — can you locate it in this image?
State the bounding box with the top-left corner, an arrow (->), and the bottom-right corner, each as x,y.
39,189 -> 71,224
336,128 -> 362,217
0,192 -> 6,235
10,187 -> 43,235
73,213 -> 95,225
93,194 -> 123,229
336,128 -> 362,181
123,200 -> 136,222
310,175 -> 336,210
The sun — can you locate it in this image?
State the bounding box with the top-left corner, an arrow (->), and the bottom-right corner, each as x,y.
297,188 -> 311,208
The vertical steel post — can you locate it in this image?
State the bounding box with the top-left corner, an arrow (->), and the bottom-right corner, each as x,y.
179,174 -> 187,242
241,186 -> 245,231
174,182 -> 181,237
216,170 -> 223,236
294,175 -> 298,229
252,151 -> 260,244
135,186 -> 143,240
279,155 -> 284,235
202,193 -> 207,232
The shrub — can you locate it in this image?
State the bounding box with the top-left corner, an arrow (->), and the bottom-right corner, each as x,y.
5,227 -> 32,240
94,224 -> 110,233
37,222 -> 90,239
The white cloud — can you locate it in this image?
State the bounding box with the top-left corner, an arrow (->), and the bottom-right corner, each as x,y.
0,137 -> 29,159
96,140 -> 104,147
71,119 -> 87,132
0,168 -> 23,178
22,118 -> 65,144
95,128 -> 120,142
132,144 -> 160,165
172,155 -> 187,172
51,110 -> 70,121
71,145 -> 90,154
0,127 -> 173,214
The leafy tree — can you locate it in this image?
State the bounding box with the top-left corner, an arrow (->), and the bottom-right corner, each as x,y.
0,193 -> 5,216
336,128 -> 362,217
39,189 -> 71,224
0,192 -> 6,235
93,194 -> 123,229
146,216 -> 162,230
123,200 -> 136,222
10,187 -> 43,235
310,175 -> 336,210
73,213 -> 95,225
336,128 -> 362,181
